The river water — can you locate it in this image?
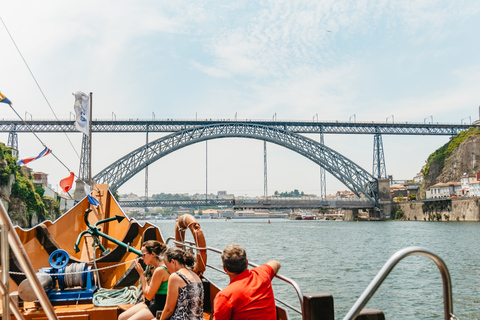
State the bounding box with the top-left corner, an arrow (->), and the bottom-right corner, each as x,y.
153,219 -> 479,320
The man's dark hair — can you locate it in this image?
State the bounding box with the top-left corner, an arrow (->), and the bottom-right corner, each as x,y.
221,244 -> 248,274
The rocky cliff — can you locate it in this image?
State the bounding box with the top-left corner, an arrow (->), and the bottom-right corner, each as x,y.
0,143 -> 60,228
421,127 -> 480,196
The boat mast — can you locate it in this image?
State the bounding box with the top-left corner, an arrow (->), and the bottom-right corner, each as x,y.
88,92 -> 92,185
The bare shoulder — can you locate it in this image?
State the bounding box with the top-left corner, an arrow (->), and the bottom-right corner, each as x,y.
153,266 -> 170,279
187,269 -> 202,283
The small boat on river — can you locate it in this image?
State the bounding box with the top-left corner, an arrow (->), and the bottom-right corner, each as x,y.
0,184 -> 457,320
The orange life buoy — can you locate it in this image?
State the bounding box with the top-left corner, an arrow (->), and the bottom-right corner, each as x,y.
174,214 -> 207,276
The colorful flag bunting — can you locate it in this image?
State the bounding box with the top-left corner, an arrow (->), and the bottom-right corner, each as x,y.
60,172 -> 75,193
87,194 -> 101,206
73,91 -> 90,135
0,92 -> 12,105
17,146 -> 51,166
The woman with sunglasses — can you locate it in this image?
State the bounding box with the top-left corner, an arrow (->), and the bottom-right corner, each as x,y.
159,247 -> 204,320
119,240 -> 169,320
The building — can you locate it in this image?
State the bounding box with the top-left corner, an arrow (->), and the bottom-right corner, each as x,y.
32,172 -> 48,187
336,190 -> 355,198
390,185 -> 408,201
426,179 -> 471,199
413,172 -> 424,184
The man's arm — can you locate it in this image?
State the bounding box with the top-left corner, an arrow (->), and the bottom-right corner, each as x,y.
266,260 -> 281,275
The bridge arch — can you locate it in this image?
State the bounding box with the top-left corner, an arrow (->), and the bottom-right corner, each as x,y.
93,123 -> 379,206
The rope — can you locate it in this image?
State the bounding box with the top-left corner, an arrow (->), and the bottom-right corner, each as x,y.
0,14 -> 80,159
92,286 -> 139,307
92,264 -> 152,307
6,258 -> 137,276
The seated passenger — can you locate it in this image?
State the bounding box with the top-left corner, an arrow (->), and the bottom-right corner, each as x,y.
159,247 -> 204,320
213,244 -> 281,320
119,240 -> 169,320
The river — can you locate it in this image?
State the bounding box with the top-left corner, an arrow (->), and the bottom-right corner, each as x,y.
153,219 -> 479,320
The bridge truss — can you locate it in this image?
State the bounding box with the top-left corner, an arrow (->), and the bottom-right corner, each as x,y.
92,123 -> 380,207
0,119 -> 472,135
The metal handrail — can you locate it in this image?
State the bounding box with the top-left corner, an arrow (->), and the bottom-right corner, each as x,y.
0,201 -> 58,320
165,237 -> 303,315
343,246 -> 456,320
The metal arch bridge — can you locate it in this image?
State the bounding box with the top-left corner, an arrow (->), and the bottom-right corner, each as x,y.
92,123 -> 380,207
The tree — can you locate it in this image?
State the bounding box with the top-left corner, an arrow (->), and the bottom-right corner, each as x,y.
395,208 -> 404,220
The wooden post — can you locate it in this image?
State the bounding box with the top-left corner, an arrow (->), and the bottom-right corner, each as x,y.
302,293 -> 334,320
356,309 -> 385,320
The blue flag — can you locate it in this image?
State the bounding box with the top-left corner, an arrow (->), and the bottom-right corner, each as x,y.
87,194 -> 101,206
0,92 -> 12,105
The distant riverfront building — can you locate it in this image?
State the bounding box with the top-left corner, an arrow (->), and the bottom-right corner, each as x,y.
425,174 -> 480,199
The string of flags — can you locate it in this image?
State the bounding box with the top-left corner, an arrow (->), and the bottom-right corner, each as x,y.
17,146 -> 51,166
4,91 -> 101,206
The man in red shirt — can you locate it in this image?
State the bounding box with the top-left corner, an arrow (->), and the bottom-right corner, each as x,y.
213,244 -> 281,320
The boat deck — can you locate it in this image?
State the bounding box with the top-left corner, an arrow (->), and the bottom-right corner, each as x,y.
3,302 -> 213,320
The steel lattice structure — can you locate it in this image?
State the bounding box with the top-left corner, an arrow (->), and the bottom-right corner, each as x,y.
0,119 -> 475,135
93,123 -> 380,207
373,132 -> 387,179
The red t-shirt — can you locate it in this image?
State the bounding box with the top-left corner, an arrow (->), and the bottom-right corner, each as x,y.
213,264 -> 276,320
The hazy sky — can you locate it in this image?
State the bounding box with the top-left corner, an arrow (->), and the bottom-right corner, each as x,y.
1,1 -> 480,197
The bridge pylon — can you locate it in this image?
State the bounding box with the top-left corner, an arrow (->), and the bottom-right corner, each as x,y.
7,129 -> 18,158
75,134 -> 91,201
373,132 -> 387,179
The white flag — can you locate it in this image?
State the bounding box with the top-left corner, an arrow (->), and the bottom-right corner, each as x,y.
73,91 -> 90,135
84,183 -> 91,195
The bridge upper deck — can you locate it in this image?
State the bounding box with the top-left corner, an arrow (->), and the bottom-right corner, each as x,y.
0,119 -> 475,135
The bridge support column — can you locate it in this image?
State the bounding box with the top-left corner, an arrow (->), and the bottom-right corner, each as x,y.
7,129 -> 18,158
74,179 -> 86,202
373,132 -> 387,179
377,179 -> 392,219
343,209 -> 359,221
75,134 -> 91,202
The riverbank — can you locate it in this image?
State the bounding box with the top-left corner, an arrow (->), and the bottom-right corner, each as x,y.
398,198 -> 480,221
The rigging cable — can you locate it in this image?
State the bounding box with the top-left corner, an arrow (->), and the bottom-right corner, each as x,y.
0,14 -> 80,159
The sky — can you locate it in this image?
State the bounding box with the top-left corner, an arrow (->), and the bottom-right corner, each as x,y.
1,1 -> 480,198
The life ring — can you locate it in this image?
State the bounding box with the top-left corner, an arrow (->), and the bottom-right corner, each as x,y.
174,214 -> 207,276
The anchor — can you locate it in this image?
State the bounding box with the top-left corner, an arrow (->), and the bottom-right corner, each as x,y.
74,209 -> 142,256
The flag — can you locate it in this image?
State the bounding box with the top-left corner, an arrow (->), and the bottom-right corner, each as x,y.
87,194 -> 101,206
17,146 -> 51,166
0,92 -> 12,105
60,172 -> 75,193
84,183 -> 92,195
73,91 -> 90,135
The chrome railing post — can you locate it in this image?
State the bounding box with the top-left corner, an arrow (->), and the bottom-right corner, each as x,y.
0,201 -> 58,320
1,217 -> 10,320
343,246 -> 454,320
0,280 -> 25,320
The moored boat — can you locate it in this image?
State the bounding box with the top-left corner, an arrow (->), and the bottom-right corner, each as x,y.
0,185 -> 457,320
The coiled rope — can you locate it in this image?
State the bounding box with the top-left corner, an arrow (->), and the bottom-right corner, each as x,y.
92,264 -> 153,307
92,286 -> 139,307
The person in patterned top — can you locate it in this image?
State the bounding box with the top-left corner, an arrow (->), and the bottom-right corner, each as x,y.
159,247 -> 204,320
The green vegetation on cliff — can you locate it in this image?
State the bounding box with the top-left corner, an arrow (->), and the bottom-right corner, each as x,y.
423,127 -> 480,178
0,143 -> 50,225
